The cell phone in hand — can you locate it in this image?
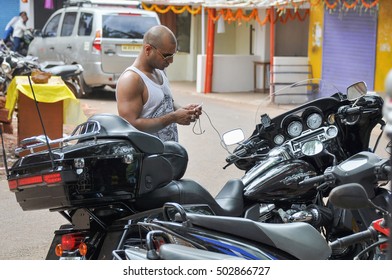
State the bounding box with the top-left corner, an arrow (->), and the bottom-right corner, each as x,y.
195,102 -> 203,109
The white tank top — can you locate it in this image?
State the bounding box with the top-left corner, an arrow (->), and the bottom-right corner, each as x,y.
122,66 -> 178,142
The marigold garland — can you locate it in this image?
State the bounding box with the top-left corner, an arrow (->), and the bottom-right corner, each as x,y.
207,8 -> 308,26
141,3 -> 201,15
361,0 -> 379,8
342,0 -> 359,9
324,0 -> 339,9
141,0 -> 379,20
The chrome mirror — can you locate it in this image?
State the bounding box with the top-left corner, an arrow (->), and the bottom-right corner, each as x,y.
222,129 -> 245,146
347,82 -> 367,100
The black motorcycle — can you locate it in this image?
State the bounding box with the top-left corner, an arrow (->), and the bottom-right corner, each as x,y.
111,183 -> 390,260
4,80 -> 388,259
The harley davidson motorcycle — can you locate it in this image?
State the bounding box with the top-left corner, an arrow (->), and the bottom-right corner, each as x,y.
111,183 -> 390,260
4,79 -> 388,259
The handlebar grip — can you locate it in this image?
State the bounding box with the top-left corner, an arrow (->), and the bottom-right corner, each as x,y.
299,174 -> 325,186
226,148 -> 247,163
345,107 -> 362,115
329,228 -> 376,250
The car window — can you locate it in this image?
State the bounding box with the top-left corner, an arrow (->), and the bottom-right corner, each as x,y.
78,12 -> 93,36
43,13 -> 61,37
61,12 -> 77,36
102,14 -> 158,39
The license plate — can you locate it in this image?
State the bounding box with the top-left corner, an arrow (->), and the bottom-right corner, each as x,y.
121,44 -> 142,52
60,256 -> 82,260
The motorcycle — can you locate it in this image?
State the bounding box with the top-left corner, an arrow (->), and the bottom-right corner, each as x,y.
3,80 -> 388,259
0,47 -> 84,98
327,183 -> 391,260
111,183 -> 390,260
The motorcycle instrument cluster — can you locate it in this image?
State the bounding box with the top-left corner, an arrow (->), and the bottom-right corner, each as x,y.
287,120 -> 303,137
282,107 -> 325,140
273,134 -> 285,145
306,112 -> 323,129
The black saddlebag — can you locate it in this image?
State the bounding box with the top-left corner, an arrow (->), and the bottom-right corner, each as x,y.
7,139 -> 144,211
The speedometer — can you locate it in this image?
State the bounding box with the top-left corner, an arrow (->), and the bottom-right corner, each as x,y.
306,113 -> 323,129
274,134 -> 285,145
287,120 -> 303,137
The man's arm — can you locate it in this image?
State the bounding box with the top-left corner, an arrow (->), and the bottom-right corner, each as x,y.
116,71 -> 194,133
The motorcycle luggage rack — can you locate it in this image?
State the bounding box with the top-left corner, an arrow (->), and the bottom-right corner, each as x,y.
15,120 -> 101,155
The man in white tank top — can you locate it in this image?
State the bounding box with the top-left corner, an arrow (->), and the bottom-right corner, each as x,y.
116,25 -> 202,142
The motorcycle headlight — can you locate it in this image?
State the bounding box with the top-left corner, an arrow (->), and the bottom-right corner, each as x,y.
1,62 -> 11,74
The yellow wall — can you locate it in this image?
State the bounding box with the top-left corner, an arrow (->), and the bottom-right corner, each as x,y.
375,0 -> 392,92
307,3 -> 324,79
308,0 -> 392,92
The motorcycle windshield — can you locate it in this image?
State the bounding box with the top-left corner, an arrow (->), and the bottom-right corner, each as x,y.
255,78 -> 346,124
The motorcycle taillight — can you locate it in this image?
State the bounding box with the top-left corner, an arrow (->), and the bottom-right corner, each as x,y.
8,172 -> 62,191
61,233 -> 85,251
55,233 -> 88,257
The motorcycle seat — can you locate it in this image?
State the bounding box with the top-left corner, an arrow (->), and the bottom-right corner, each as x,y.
185,213 -> 332,260
135,178 -> 245,217
162,141 -> 188,180
44,64 -> 82,77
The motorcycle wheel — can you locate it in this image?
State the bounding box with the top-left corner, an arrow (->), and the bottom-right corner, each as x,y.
64,80 -> 80,99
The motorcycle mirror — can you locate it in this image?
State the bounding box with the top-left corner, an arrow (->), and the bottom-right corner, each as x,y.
329,183 -> 371,210
347,81 -> 367,100
301,140 -> 323,156
222,129 -> 245,146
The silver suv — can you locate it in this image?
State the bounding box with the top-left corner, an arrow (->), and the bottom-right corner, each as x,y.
28,1 -> 160,98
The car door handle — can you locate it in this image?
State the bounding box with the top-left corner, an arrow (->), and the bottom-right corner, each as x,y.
49,47 -> 54,50
104,49 -> 116,55
66,45 -> 72,49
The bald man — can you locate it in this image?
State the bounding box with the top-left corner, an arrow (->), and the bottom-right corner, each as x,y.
116,25 -> 202,142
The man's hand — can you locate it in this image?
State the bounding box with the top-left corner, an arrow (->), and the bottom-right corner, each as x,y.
173,108 -> 197,125
183,103 -> 203,119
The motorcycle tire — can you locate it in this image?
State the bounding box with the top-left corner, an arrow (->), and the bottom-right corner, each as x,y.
64,81 -> 79,99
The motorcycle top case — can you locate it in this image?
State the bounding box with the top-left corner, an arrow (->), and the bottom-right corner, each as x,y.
7,114 -> 179,211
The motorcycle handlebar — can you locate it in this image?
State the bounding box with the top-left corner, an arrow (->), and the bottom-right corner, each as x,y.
225,139 -> 265,164
345,106 -> 362,115
298,174 -> 325,187
226,147 -> 248,163
338,105 -> 362,118
329,227 -> 377,251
